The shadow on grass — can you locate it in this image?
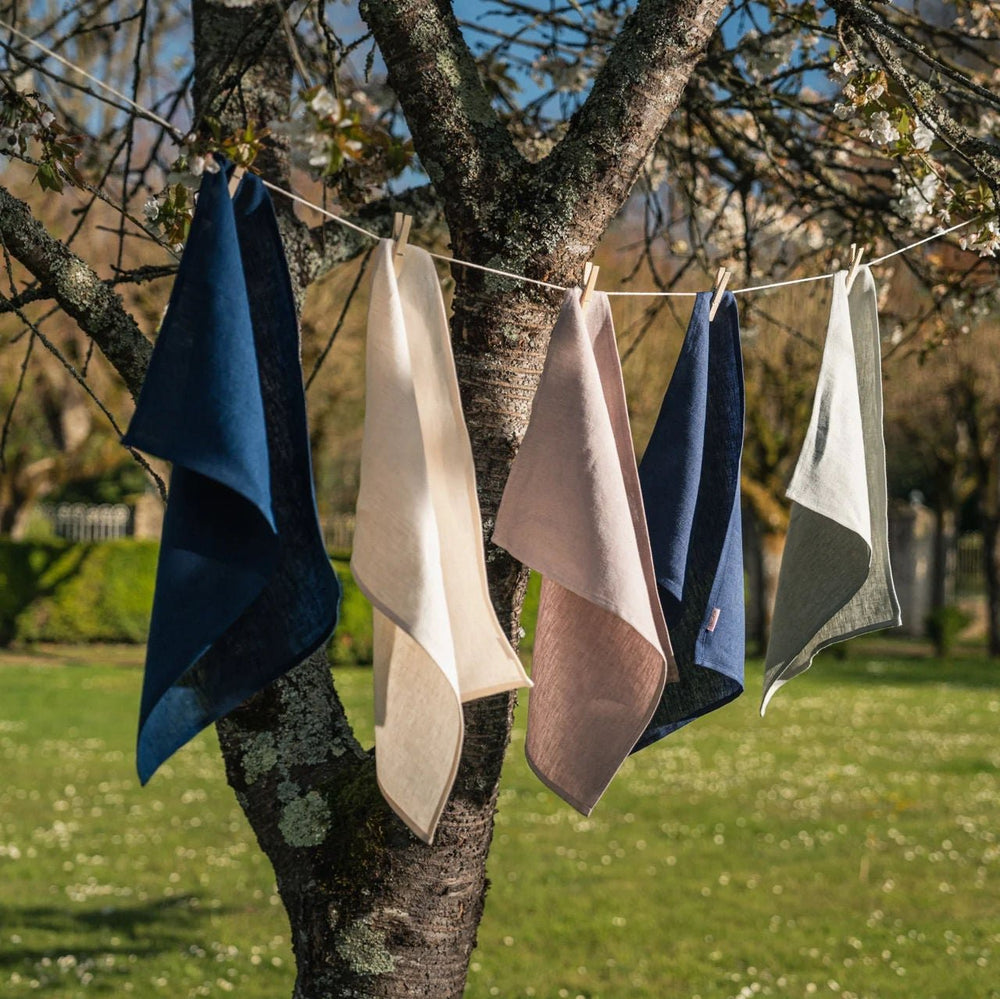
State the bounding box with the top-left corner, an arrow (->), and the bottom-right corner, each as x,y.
0,895 -> 231,965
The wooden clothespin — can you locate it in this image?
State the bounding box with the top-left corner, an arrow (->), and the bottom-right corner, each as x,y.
580,261 -> 600,308
393,212 -> 412,256
709,266 -> 731,321
227,164 -> 246,198
846,242 -> 865,292
392,212 -> 412,275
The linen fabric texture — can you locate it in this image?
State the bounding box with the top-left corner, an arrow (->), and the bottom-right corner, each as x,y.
123,164 -> 340,783
762,266 -> 900,711
633,291 -> 746,751
493,289 -> 673,815
351,239 -> 530,844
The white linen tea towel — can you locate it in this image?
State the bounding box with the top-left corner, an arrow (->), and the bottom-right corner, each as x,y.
351,239 -> 531,842
762,266 -> 900,712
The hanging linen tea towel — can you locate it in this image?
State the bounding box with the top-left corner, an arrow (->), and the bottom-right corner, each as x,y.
493,289 -> 673,815
123,163 -> 340,783
762,266 -> 900,712
351,239 -> 530,844
632,291 -> 745,751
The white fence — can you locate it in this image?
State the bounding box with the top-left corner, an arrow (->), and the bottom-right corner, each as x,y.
44,503 -> 132,542
326,513 -> 355,554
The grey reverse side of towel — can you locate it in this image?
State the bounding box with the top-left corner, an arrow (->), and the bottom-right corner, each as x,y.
762,266 -> 901,712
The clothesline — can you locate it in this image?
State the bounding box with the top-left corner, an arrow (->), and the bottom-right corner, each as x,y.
0,19 -> 979,297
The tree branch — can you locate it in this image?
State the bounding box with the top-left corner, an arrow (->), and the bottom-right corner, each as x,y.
358,0 -> 523,235
304,181 -> 442,282
535,0 -> 730,258
0,184 -> 152,399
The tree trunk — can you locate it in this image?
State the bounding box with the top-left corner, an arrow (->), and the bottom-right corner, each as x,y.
931,504 -> 956,612
758,526 -> 786,653
214,279 -> 555,999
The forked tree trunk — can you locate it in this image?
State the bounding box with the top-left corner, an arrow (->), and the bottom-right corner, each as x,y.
193,0 -> 729,995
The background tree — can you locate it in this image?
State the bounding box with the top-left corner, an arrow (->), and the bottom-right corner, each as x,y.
1,2 -> 999,997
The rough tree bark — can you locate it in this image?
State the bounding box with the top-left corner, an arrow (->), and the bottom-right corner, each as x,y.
3,0 -> 730,995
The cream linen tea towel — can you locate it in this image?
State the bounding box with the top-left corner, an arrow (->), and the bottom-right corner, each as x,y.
494,289 -> 673,815
762,266 -> 900,711
351,239 -> 530,843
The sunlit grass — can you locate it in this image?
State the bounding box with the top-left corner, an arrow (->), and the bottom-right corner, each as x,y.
1,643 -> 998,998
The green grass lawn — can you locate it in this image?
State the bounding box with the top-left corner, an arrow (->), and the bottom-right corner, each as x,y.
0,643 -> 998,998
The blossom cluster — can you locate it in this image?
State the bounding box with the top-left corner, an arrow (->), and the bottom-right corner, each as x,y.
268,85 -> 412,204
830,49 -> 999,257
0,90 -> 82,192
960,219 -> 1000,257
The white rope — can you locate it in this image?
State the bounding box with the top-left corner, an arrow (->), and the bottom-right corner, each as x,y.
0,18 -> 983,298
258,181 -> 380,240
868,217 -> 975,265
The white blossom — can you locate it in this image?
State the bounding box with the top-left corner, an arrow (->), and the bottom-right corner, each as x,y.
833,56 -> 858,77
39,110 -> 55,129
861,110 -> 900,147
189,154 -> 207,177
912,121 -> 934,152
834,103 -> 852,120
142,196 -> 160,222
863,82 -> 885,103
895,172 -> 940,223
962,220 -> 1000,257
743,29 -> 797,83
309,86 -> 338,118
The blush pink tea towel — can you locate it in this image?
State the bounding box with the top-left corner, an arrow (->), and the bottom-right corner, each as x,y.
493,289 -> 674,814
352,239 -> 531,843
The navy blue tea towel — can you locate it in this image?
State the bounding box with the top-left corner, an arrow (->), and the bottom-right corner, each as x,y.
632,291 -> 745,752
123,163 -> 340,782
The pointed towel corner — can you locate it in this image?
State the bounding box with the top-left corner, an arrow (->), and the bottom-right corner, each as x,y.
123,164 -> 341,783
762,266 -> 901,713
352,240 -> 530,844
493,289 -> 672,815
632,290 -> 746,752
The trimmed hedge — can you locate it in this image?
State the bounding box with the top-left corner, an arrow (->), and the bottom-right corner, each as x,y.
328,562 -> 374,665
0,539 -> 537,665
0,538 -> 158,645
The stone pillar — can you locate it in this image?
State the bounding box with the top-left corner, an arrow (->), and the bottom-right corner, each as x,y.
888,499 -> 937,636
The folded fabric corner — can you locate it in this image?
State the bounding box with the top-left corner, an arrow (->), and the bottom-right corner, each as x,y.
125,164 -> 340,782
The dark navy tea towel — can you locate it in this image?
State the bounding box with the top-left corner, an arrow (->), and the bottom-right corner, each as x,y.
633,290 -> 745,751
123,163 -> 340,783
